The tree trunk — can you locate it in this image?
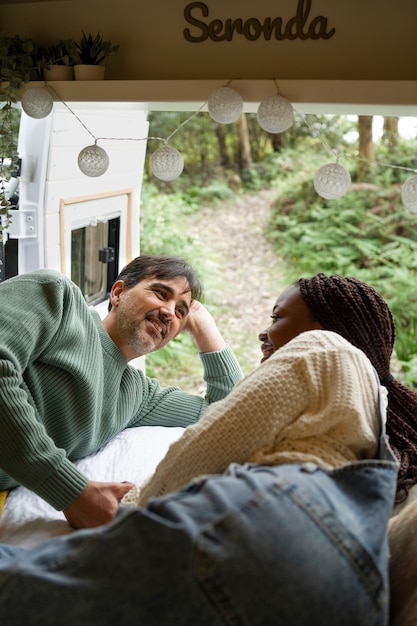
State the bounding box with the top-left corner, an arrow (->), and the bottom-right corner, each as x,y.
237,113 -> 253,170
214,124 -> 232,167
382,116 -> 399,150
271,133 -> 286,152
357,116 -> 375,181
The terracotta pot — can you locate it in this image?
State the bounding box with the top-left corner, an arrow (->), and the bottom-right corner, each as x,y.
43,65 -> 73,81
73,64 -> 105,81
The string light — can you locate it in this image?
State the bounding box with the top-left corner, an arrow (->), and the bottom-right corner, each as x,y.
207,86 -> 243,124
150,144 -> 184,181
78,143 -> 110,177
401,175 -> 417,213
21,87 -> 53,119
41,82 -> 416,205
257,94 -> 294,133
314,162 -> 352,200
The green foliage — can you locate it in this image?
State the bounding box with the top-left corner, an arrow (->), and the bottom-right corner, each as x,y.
0,32 -> 37,99
74,31 -> 119,65
186,179 -> 236,202
0,39 -> 30,90
290,114 -> 356,151
147,112 -> 223,182
139,179 -> 247,388
141,114 -> 417,389
0,33 -> 31,239
139,181 -> 200,259
143,331 -> 204,392
37,39 -> 78,69
268,140 -> 417,386
0,104 -> 20,236
139,182 -> 207,389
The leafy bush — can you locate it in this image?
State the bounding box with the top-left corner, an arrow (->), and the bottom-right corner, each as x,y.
140,181 -> 199,259
140,114 -> 417,389
268,145 -> 417,386
185,180 -> 235,202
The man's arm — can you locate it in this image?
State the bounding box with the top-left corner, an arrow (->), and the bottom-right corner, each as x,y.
131,344 -> 243,428
64,301 -> 239,528
0,271 -> 132,529
127,300 -> 243,428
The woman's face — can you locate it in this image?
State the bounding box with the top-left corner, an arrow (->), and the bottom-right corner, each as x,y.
259,284 -> 322,362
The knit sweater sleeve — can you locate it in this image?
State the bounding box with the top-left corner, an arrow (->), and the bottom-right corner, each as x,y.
128,330 -> 379,506
0,270 -> 89,509
129,345 -> 243,428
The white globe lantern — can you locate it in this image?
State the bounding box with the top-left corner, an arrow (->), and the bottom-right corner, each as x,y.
150,145 -> 184,181
401,175 -> 417,213
314,162 -> 351,200
257,95 -> 294,133
78,144 -> 109,177
21,87 -> 53,119
207,86 -> 243,124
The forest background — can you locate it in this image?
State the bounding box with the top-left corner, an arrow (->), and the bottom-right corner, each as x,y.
140,110 -> 417,390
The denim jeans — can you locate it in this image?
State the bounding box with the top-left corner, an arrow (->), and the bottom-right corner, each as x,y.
0,379 -> 398,625
0,454 -> 397,626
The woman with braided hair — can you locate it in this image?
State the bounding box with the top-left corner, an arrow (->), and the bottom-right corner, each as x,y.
0,273 -> 402,626
297,273 -> 417,505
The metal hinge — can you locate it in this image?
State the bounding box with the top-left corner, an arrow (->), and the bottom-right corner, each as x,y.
6,209 -> 37,239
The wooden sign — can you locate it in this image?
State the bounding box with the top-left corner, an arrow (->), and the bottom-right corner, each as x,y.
183,0 -> 336,43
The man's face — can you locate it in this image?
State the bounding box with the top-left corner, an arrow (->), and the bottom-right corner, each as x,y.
110,276 -> 192,357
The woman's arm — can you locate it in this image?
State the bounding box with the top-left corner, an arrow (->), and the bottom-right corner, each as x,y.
127,348 -> 310,505
123,330 -> 380,507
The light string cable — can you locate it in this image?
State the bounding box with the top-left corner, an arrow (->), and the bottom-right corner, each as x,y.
93,80 -> 234,145
297,107 -> 417,174
46,84 -> 209,147
295,108 -> 349,164
45,82 -> 416,178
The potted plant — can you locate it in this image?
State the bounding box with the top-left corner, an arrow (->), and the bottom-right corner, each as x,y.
37,39 -> 77,81
0,32 -> 37,240
73,31 -> 119,80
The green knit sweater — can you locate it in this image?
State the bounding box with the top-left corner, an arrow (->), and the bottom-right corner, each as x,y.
0,269 -> 243,510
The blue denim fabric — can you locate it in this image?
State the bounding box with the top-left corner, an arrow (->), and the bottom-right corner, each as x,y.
0,381 -> 398,625
0,458 -> 397,626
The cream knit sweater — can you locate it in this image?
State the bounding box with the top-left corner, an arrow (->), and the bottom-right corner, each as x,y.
122,330 -> 381,507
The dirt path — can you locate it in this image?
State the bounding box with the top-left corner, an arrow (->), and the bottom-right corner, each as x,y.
188,189 -> 287,377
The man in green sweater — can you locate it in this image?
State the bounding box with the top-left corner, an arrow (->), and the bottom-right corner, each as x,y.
0,255 -> 243,529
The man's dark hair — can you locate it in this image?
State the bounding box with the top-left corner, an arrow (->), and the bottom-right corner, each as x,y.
108,255 -> 203,311
298,273 -> 417,502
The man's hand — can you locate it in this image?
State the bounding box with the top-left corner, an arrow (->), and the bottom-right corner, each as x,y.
63,480 -> 135,529
183,300 -> 227,353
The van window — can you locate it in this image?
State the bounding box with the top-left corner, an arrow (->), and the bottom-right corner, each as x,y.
71,217 -> 119,305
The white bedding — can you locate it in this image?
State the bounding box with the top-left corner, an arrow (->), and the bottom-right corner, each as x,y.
0,426 -> 184,549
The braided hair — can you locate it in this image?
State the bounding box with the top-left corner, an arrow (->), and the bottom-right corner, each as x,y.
298,273 -> 417,501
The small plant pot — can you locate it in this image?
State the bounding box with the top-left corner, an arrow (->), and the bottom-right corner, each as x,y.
43,65 -> 74,81
74,64 -> 105,80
